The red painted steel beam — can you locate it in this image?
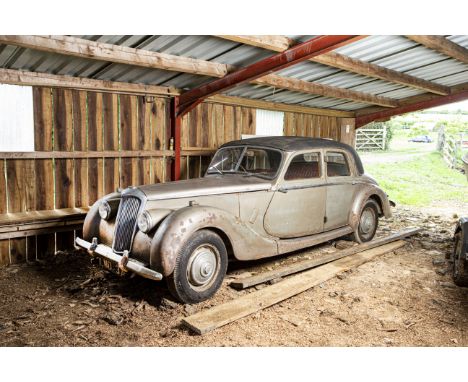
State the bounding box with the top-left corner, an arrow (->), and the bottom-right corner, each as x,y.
177,35 -> 361,116
356,90 -> 468,128
170,96 -> 181,181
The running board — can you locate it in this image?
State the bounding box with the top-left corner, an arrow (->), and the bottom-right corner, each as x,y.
277,226 -> 354,254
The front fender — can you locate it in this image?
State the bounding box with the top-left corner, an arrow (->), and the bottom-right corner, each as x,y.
349,184 -> 392,230
150,205 -> 278,277
83,192 -> 121,242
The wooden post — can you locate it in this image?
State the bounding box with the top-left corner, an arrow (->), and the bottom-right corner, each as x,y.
170,97 -> 181,181
339,118 -> 356,147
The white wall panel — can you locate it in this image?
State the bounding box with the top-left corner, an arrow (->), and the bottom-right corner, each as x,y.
255,109 -> 284,136
0,84 -> 34,151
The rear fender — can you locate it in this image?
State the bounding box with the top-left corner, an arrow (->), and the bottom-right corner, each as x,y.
150,205 -> 278,276
349,184 -> 392,230
454,218 -> 468,261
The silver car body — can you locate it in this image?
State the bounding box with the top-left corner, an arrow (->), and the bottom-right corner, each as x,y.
77,137 -> 392,279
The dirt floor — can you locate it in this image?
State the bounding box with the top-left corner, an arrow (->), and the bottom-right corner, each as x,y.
1,204 -> 467,347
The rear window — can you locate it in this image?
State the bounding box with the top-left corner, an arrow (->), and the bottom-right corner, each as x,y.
326,151 -> 350,177
285,152 -> 321,181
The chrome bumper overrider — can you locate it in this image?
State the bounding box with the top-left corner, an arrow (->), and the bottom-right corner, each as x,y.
75,237 -> 163,281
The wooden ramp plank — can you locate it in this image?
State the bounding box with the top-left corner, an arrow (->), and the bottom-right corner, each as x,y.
230,227 -> 421,290
182,240 -> 406,335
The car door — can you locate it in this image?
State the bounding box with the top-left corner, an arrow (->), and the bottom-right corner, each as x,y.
264,150 -> 326,239
324,150 -> 355,231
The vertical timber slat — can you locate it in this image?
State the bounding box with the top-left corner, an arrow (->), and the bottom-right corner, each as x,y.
54,88 -> 75,251
34,87 -> 55,260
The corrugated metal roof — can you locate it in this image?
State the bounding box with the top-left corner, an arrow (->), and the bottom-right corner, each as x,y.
448,35 -> 468,49
0,35 -> 467,113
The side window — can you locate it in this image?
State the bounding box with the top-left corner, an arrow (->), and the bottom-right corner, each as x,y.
284,152 -> 321,181
326,151 -> 350,177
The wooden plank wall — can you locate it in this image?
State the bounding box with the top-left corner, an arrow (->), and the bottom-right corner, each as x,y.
283,112 -> 341,140
180,103 -> 256,179
0,87 -> 170,265
0,87 -> 349,267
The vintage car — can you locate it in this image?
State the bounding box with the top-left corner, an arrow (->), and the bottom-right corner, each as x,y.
452,218 -> 468,286
76,136 -> 392,303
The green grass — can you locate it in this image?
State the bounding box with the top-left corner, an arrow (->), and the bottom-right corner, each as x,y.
364,151 -> 468,206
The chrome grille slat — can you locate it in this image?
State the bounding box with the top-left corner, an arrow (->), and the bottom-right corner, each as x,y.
113,196 -> 141,253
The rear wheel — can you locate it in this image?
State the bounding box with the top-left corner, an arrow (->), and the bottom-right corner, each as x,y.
167,229 -> 228,304
453,232 -> 468,287
352,200 -> 379,243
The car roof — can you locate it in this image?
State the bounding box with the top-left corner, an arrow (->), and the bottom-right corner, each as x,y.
221,136 -> 364,174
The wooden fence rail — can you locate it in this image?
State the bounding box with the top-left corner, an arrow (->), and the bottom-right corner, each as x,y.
437,128 -> 464,169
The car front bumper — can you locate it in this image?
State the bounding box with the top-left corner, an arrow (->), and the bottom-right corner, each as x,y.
75,237 -> 163,281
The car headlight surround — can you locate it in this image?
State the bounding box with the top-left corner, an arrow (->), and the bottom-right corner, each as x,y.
137,211 -> 153,233
98,199 -> 120,220
98,201 -> 111,220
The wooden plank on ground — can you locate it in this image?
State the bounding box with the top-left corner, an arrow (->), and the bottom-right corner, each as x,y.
183,240 -> 406,335
231,227 -> 421,290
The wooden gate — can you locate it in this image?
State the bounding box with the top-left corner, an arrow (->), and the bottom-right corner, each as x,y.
355,127 -> 387,151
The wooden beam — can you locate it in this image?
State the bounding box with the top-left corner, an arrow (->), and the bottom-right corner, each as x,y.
406,35 -> 468,64
207,95 -> 354,117
356,85 -> 468,127
0,150 -> 174,160
0,35 -> 232,78
355,82 -> 468,117
230,227 -> 421,289
178,35 -> 362,115
254,73 -> 399,108
220,35 -> 293,51
183,240 -> 407,334
2,36 -> 393,108
0,68 -> 355,118
0,68 -> 179,96
0,207 -> 89,226
313,52 -> 451,96
218,35 -> 451,96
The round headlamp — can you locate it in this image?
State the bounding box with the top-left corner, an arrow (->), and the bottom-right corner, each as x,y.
98,201 -> 112,220
137,211 -> 153,233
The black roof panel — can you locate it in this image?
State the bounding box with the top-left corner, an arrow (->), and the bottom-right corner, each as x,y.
221,136 -> 365,174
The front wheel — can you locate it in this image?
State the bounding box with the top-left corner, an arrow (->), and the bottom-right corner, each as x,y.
352,199 -> 379,243
453,232 -> 468,287
167,229 -> 228,304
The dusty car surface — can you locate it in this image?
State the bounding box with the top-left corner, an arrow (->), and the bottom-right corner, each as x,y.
76,136 -> 392,303
452,218 -> 468,286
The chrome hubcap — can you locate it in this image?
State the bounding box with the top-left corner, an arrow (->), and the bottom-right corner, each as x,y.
187,245 -> 218,287
360,208 -> 375,234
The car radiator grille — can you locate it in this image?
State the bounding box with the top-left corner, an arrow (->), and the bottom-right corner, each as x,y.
112,196 -> 141,253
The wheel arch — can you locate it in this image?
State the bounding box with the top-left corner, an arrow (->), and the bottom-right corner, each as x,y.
350,184 -> 392,230
369,194 -> 384,217
203,227 -> 235,259
149,205 -> 277,277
